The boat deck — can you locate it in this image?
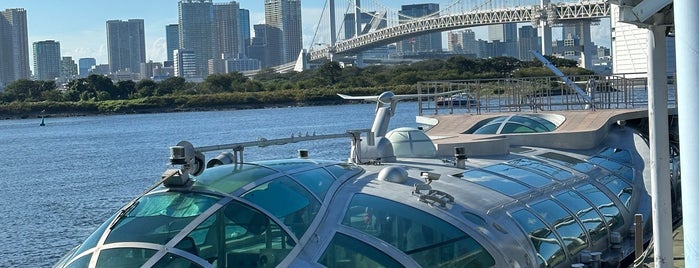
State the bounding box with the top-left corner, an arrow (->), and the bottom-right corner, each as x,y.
641,224 -> 685,267
422,109 -> 648,156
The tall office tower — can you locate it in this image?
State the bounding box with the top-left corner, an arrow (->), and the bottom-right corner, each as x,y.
238,9 -> 251,58
488,23 -> 518,57
264,0 -> 302,64
518,26 -> 538,60
166,24 -> 179,62
250,24 -> 282,67
61,57 -> 78,79
33,40 -> 61,81
448,29 -> 479,57
0,8 -> 30,89
106,19 -> 146,73
78,58 -> 96,78
398,4 -> 442,55
178,0 -> 215,78
213,2 -> 240,59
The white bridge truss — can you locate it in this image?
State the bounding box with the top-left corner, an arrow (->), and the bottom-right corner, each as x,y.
309,1 -> 610,61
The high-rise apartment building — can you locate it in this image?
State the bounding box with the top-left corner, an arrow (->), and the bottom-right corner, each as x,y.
174,49 -> 197,78
250,24 -> 281,68
106,19 -> 146,73
166,24 -> 179,62
213,2 -> 241,59
61,57 -> 78,79
33,40 -> 61,81
0,8 -> 30,89
398,4 -> 442,55
518,26 -> 538,60
78,58 -> 96,78
178,0 -> 215,78
264,0 -> 302,64
488,23 -> 518,57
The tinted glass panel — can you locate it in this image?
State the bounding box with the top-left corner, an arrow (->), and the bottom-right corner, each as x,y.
243,176 -> 321,239
195,164 -> 276,194
530,200 -> 587,256
343,194 -> 495,267
576,184 -> 624,230
588,157 -> 634,180
291,168 -> 335,201
319,232 -> 402,268
153,253 -> 203,268
63,254 -> 91,268
185,200 -> 293,267
484,164 -> 553,187
509,115 -> 550,132
537,152 -> 595,173
511,209 -> 566,268
96,248 -> 156,267
326,163 -> 363,180
508,158 -> 574,181
597,147 -> 632,164
554,191 -> 608,243
597,175 -> 633,207
106,192 -> 219,244
473,123 -> 501,134
460,170 -> 529,196
260,159 -> 316,172
502,123 -> 536,133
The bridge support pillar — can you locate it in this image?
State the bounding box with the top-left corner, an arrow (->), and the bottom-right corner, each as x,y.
580,21 -> 594,69
648,13 -> 673,268
540,0 -> 552,55
676,0 -> 699,267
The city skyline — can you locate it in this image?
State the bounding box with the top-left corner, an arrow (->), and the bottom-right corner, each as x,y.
1,0 -> 612,72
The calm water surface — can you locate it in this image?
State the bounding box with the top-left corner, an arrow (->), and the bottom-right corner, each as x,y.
0,102 -> 419,267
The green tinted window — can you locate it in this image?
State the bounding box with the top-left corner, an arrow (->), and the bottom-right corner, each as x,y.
342,194 -> 495,267
195,164 -> 276,194
291,168 -> 335,201
511,209 -> 565,268
597,175 -> 633,207
243,176 -> 321,239
319,232 -> 402,268
588,157 -> 634,180
96,248 -> 156,267
484,164 -> 553,187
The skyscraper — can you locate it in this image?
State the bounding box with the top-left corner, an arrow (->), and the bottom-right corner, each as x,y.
78,58 -> 96,78
214,2 -> 241,59
33,40 -> 61,81
61,57 -> 78,79
239,9 -> 251,58
166,24 -> 179,62
488,23 -> 518,57
178,0 -> 215,78
398,4 -> 442,55
106,19 -> 146,73
518,26 -> 538,60
264,0 -> 302,64
0,8 -> 30,89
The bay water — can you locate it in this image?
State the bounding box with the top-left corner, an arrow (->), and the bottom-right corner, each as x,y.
0,102 -> 419,267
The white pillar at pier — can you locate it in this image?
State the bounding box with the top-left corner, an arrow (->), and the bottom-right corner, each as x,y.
647,13 -> 673,267
676,0 -> 699,267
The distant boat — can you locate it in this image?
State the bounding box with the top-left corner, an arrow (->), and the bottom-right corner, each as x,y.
436,93 -> 480,107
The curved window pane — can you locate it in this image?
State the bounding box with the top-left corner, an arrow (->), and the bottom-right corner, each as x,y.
473,123 -> 501,134
508,158 -> 574,181
63,254 -> 91,268
460,170 -> 529,196
530,200 -> 588,256
511,209 -> 565,268
484,164 -> 553,187
181,200 -> 294,267
597,147 -> 632,164
96,248 -> 156,267
588,157 -> 634,180
576,184 -> 624,230
194,164 -> 276,194
510,116 -> 550,132
537,152 -> 595,173
243,176 -> 321,239
291,168 -> 335,201
502,122 -> 536,133
319,232 -> 402,268
597,175 -> 633,207
554,191 -> 608,243
106,192 -> 219,244
153,253 -> 203,268
343,194 -> 495,268
326,163 -> 363,180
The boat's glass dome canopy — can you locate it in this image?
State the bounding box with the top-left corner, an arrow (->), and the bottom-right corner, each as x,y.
468,114 -> 564,134
386,127 -> 437,157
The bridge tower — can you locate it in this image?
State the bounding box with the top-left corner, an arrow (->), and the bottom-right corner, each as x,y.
354,0 -> 364,67
539,0 -> 553,55
329,0 -> 336,61
579,20 -> 594,69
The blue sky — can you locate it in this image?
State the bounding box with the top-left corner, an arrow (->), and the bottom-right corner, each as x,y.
2,0 -> 610,67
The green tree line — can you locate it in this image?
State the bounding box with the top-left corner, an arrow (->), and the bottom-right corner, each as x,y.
0,55 -> 592,118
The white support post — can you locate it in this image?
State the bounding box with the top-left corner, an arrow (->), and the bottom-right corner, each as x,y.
675,0 -> 699,267
648,13 -> 672,267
